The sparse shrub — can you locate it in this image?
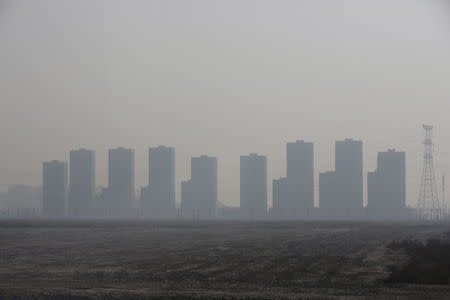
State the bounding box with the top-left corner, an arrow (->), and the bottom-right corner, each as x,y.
386,237 -> 450,285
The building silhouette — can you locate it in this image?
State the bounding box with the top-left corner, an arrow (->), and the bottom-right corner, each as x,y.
69,149 -> 95,217
0,191 -> 7,217
9,139 -> 413,221
287,140 -> 314,211
335,139 -> 363,212
319,139 -> 363,218
272,177 -> 288,214
106,147 -> 135,217
319,171 -> 337,212
368,149 -> 406,218
5,185 -> 41,218
272,140 -> 314,218
181,155 -> 218,219
43,161 -> 68,218
336,139 -> 363,209
141,146 -> 175,218
240,153 -> 267,219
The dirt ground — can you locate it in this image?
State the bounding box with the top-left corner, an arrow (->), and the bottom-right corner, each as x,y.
1,220 -> 450,299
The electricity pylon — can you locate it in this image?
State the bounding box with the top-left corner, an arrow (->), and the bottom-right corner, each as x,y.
418,125 -> 440,220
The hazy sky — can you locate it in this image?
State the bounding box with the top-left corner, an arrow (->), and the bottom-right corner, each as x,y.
1,0 -> 450,207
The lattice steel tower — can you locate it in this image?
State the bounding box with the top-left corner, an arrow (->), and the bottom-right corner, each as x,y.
418,125 -> 440,219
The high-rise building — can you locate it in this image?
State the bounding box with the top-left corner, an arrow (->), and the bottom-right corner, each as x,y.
0,191 -> 7,216
335,139 -> 363,209
272,140 -> 314,218
43,161 -> 68,218
5,185 -> 41,217
319,139 -> 363,218
272,178 -> 288,215
142,146 -> 175,218
368,149 -> 406,218
286,140 -> 314,210
240,153 -> 267,219
181,155 -> 217,219
318,171 -> 337,211
107,147 -> 135,217
181,180 -> 194,217
69,149 -> 95,217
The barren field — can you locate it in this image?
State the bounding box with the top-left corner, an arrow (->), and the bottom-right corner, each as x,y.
1,220 -> 450,299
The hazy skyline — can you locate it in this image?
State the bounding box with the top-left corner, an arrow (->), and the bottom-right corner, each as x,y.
1,1 -> 450,207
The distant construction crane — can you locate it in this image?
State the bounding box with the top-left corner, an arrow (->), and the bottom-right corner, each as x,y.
418,125 -> 440,220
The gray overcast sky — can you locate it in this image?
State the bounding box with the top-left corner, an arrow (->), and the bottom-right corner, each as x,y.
1,0 -> 450,207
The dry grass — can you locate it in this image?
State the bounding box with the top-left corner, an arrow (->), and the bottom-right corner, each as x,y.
0,220 -> 449,299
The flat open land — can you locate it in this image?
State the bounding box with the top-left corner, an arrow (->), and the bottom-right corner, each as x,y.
1,220 -> 450,299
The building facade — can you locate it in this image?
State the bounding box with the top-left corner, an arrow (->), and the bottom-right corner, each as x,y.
43,161 -> 68,217
107,147 -> 135,217
286,140 -> 314,211
240,153 -> 267,219
181,155 -> 218,219
368,149 -> 406,218
335,139 -> 363,210
69,149 -> 95,217
142,146 -> 175,218
319,139 -> 363,218
272,140 -> 314,218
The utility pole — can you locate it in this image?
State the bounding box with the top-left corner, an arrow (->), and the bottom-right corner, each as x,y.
443,174 -> 446,217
